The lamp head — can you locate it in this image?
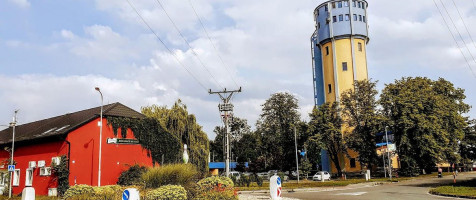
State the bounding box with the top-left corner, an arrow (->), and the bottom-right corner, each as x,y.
95,87 -> 100,92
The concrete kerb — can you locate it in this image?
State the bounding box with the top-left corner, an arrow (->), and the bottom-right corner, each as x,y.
238,181 -> 383,195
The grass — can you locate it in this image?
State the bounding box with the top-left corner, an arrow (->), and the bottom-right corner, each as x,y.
429,177 -> 476,198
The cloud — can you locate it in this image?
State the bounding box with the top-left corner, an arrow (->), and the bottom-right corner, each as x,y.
8,0 -> 30,8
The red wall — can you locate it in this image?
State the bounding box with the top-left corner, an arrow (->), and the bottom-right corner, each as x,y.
0,117 -> 153,195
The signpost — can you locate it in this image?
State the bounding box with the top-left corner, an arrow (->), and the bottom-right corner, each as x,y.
8,165 -> 15,172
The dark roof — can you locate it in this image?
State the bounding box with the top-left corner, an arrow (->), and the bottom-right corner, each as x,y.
0,102 -> 144,145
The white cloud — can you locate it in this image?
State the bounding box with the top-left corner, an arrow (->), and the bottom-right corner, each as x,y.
8,0 -> 30,8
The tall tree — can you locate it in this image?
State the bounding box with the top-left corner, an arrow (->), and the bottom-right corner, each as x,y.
341,79 -> 383,170
141,100 -> 210,175
256,92 -> 301,171
460,119 -> 476,163
308,102 -> 346,176
380,77 -> 469,175
209,117 -> 251,162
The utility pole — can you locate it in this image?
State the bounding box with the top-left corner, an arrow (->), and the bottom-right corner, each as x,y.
9,110 -> 18,198
209,87 -> 241,177
385,126 -> 392,180
294,126 -> 300,184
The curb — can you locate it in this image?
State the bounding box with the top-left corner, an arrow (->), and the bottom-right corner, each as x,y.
428,191 -> 476,199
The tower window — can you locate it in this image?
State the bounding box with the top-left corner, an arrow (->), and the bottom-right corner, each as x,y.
342,62 -> 348,71
358,42 -> 362,51
345,14 -> 350,21
353,14 -> 357,21
326,46 -> 329,55
328,84 -> 332,94
358,1 -> 362,8
363,16 -> 366,22
339,15 -> 343,22
325,5 -> 328,11
333,16 -> 337,23
338,1 -> 342,8
343,1 -> 349,7
359,15 -> 362,21
350,158 -> 356,168
332,2 -> 336,9
362,3 -> 365,9
353,0 -> 356,7
318,22 -> 320,29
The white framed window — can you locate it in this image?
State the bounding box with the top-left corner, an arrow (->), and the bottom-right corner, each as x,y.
25,168 -> 33,186
48,188 -> 58,197
13,169 -> 20,186
38,160 -> 46,168
51,157 -> 61,166
28,161 -> 36,168
0,172 -> 6,186
40,167 -> 52,176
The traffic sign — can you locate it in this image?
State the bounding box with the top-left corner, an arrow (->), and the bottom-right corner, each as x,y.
8,165 -> 15,172
122,190 -> 130,200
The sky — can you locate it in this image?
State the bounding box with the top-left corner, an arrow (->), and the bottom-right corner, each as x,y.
1,0 -> 476,139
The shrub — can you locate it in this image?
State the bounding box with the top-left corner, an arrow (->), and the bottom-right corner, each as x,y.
142,163 -> 198,189
236,175 -> 251,187
197,176 -> 234,191
196,187 -> 238,200
145,185 -> 187,200
254,175 -> 263,186
117,164 -> 148,186
63,185 -> 95,199
195,176 -> 237,200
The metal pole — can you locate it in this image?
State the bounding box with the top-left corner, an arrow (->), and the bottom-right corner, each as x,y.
385,126 -> 392,180
295,126 -> 299,183
225,109 -> 230,177
9,110 -> 18,198
382,149 -> 387,178
95,87 -> 103,186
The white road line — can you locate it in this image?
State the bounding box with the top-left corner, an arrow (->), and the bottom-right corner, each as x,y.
335,192 -> 367,196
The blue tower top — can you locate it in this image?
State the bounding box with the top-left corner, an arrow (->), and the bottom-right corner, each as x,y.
313,0 -> 369,44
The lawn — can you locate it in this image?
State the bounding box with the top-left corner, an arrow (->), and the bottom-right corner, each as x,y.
429,177 -> 476,198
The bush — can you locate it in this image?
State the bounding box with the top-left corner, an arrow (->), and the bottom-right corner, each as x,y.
145,185 -> 187,200
253,175 -> 263,186
236,175 -> 251,187
93,185 -> 124,200
142,163 -> 198,189
117,164 -> 148,186
63,185 -> 95,199
197,176 -> 234,191
195,176 -> 237,200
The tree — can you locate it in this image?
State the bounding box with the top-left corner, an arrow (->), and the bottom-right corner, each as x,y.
141,100 -> 210,175
256,92 -> 302,171
460,119 -> 476,164
380,77 -> 469,175
209,117 -> 252,163
308,102 -> 347,176
341,79 -> 383,170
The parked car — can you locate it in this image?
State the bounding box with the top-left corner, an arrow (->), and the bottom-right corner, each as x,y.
257,172 -> 268,178
230,171 -> 241,180
312,171 -> 331,181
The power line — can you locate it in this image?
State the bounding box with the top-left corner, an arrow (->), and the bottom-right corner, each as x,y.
154,0 -> 224,90
187,0 -> 240,88
433,0 -> 476,79
125,0 -> 209,91
451,0 -> 476,53
439,0 -> 476,66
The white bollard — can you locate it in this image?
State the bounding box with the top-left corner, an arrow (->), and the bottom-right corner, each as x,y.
122,188 -> 140,200
21,187 -> 35,200
321,171 -> 325,182
269,175 -> 282,200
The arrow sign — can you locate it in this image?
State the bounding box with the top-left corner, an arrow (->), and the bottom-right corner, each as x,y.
122,190 -> 130,200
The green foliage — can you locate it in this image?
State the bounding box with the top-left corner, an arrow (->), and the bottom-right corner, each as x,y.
309,102 -> 346,176
196,176 -> 234,191
141,100 -> 209,175
380,77 -> 469,173
256,92 -> 304,171
145,185 -> 188,200
255,175 -> 264,186
341,79 -> 383,169
210,117 -> 253,163
235,175 -> 252,187
460,119 -> 476,162
64,185 -> 95,199
141,163 -> 198,189
117,164 -> 148,186
195,186 -> 238,200
52,155 -> 69,196
430,186 -> 476,198
196,176 -> 237,200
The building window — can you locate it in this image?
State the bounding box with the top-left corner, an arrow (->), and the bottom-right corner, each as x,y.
362,2 -> 365,9
333,16 -> 337,23
332,2 -> 336,9
338,1 -> 342,8
13,169 -> 20,186
359,15 -> 362,21
343,1 -> 349,7
326,46 -> 329,55
363,16 -> 366,22
358,1 -> 362,8
345,14 -> 350,21
325,5 -> 328,11
25,168 -> 33,187
317,9 -> 320,16
40,167 -> 52,176
350,158 -> 356,168
353,0 -> 356,7
358,42 -> 362,51
318,22 -> 320,29
353,14 -> 357,21
328,84 -> 332,94
339,15 -> 343,22
0,172 -> 6,186
342,62 -> 348,71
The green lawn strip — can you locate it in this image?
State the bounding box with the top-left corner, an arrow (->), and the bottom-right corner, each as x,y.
430,186 -> 476,198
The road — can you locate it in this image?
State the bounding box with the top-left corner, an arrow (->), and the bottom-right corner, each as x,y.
240,172 -> 476,200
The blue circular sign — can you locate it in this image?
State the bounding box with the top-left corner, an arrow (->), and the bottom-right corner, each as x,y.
122,190 -> 130,200
277,177 -> 281,185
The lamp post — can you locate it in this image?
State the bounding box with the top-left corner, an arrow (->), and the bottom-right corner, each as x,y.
9,110 -> 18,198
95,87 -> 103,187
385,126 -> 392,180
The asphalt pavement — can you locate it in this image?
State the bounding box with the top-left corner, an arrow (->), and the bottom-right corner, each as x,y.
239,172 -> 476,200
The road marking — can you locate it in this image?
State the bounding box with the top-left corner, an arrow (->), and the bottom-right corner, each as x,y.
335,192 -> 367,196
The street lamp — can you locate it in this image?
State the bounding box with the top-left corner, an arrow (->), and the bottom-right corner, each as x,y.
385,126 -> 392,180
95,87 -> 103,187
8,110 -> 18,198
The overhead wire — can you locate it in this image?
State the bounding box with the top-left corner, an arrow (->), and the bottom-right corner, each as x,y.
187,0 -> 240,88
154,0 -> 224,90
433,0 -> 476,79
451,0 -> 476,53
125,0 -> 210,92
438,0 -> 476,66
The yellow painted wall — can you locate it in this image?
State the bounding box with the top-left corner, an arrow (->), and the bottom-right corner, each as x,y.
321,42 -> 336,103
335,39 -> 355,98
354,38 -> 368,81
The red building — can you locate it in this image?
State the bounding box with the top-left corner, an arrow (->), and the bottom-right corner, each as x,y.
0,103 -> 154,196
